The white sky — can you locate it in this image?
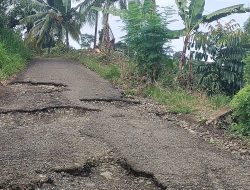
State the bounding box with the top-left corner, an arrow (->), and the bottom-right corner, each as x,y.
71,0 -> 250,51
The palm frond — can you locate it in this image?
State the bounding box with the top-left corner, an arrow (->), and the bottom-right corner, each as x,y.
37,13 -> 53,46
20,12 -> 47,24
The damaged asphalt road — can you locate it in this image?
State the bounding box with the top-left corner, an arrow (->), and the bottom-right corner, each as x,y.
0,58 -> 250,190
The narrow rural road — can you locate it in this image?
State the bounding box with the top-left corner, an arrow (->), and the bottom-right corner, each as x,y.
0,58 -> 249,190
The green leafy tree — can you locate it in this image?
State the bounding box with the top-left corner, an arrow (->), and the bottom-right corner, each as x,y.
194,21 -> 246,95
175,0 -> 250,75
123,0 -> 172,81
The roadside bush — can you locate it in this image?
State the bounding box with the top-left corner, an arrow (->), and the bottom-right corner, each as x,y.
0,27 -> 32,60
49,42 -> 68,56
230,85 -> 250,136
0,27 -> 31,79
0,43 -> 25,79
209,94 -> 231,109
143,85 -> 196,114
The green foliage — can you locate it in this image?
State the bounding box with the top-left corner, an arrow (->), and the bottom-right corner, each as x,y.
209,94 -> 230,109
230,85 -> 250,136
244,55 -> 250,85
244,16 -> 250,33
0,0 -> 8,28
0,27 -> 32,60
0,26 -> 31,80
144,86 -> 196,114
45,41 -> 69,56
64,50 -> 121,83
80,34 -> 94,49
0,43 -> 25,79
194,21 -> 246,95
85,60 -> 120,81
21,0 -> 83,49
175,0 -> 249,75
203,4 -> 249,23
123,0 -> 172,81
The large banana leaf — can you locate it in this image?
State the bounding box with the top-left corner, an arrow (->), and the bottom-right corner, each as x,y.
188,0 -> 205,26
203,4 -> 249,23
62,0 -> 71,13
175,0 -> 188,21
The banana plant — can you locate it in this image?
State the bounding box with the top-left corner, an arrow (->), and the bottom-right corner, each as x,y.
175,0 -> 250,77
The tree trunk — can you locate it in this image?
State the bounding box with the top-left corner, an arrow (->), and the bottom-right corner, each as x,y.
101,11 -> 110,51
188,56 -> 193,87
101,0 -> 112,51
94,11 -> 98,49
179,35 -> 190,72
65,27 -> 69,51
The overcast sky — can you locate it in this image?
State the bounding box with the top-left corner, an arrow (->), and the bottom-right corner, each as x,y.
71,0 -> 250,51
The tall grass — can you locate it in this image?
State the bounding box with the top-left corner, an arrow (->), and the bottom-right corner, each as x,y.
0,28 -> 32,60
0,43 -> 26,79
143,86 -> 197,114
0,27 -> 31,80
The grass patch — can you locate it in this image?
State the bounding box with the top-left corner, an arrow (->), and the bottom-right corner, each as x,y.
209,94 -> 231,109
0,27 -> 32,80
84,58 -> 120,82
143,85 -> 230,114
64,51 -> 121,83
144,86 -> 197,114
0,43 -> 26,80
0,28 -> 32,60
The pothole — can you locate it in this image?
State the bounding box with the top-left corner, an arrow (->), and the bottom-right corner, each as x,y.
10,82 -> 69,94
0,106 -> 100,127
38,155 -> 164,190
0,105 -> 100,115
0,82 -> 70,109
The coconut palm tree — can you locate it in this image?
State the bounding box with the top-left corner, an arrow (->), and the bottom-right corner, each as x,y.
76,0 -> 127,49
21,0 -> 83,50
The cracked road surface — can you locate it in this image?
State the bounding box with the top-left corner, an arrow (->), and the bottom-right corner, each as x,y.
0,58 -> 250,190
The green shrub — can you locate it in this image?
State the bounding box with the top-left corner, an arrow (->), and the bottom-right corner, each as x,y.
123,0 -> 172,81
0,27 -> 32,60
209,94 -> 231,109
143,86 -> 196,114
0,27 -> 32,79
230,85 -> 250,136
0,43 -> 25,79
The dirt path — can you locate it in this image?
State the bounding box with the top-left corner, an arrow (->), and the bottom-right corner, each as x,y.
0,58 -> 249,190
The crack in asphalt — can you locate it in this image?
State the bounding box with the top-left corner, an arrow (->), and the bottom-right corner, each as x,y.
11,81 -> 68,88
0,105 -> 101,115
80,98 -> 141,105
